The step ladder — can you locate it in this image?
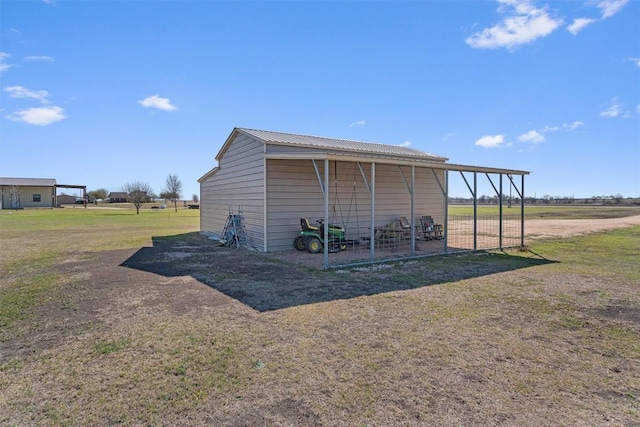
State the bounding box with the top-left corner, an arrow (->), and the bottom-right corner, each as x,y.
221,206 -> 246,249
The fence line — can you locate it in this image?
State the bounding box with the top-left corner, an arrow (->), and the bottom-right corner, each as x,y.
318,214 -> 523,268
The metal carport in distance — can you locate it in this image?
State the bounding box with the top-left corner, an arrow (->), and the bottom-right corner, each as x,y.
265,151 -> 529,269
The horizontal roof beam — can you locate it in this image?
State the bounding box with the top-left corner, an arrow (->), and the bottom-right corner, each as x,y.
55,184 -> 86,189
264,153 -> 529,176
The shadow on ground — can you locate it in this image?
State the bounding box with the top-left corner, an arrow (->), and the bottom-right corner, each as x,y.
121,232 -> 557,312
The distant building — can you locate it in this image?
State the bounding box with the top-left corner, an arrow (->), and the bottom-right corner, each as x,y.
108,192 -> 128,203
56,194 -> 76,205
0,177 -> 57,209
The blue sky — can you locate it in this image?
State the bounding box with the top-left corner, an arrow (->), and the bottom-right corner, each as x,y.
1,0 -> 638,200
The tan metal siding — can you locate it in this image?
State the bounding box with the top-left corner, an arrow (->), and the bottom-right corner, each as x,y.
265,159 -> 325,251
373,164 -> 445,226
265,160 -> 445,252
199,134 -> 265,250
0,186 -> 54,209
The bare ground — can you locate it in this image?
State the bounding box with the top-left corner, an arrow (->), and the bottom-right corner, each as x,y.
1,216 -> 639,426
525,214 -> 640,238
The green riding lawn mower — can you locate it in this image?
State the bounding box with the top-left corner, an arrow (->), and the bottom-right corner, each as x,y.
294,218 -> 348,253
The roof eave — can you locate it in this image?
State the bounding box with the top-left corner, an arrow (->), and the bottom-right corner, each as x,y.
198,166 -> 220,183
264,140 -> 449,163
264,152 -> 529,175
215,127 -> 255,161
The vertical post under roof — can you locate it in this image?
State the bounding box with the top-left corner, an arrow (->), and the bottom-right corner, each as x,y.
411,166 -> 416,256
473,172 -> 477,251
324,159 -> 329,269
444,170 -> 449,254
370,162 -> 376,262
521,174 -> 525,248
499,174 -> 503,249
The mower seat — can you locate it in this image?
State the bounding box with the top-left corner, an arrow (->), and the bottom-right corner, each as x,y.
300,218 -> 319,231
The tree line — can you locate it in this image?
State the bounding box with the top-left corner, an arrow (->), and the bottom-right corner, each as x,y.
86,174 -> 199,214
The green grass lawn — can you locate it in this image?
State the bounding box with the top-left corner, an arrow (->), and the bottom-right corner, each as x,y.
0,208 -> 199,268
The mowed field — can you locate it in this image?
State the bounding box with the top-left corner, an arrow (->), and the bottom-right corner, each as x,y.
1,206 -> 639,426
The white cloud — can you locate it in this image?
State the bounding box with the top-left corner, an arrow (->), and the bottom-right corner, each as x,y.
4,86 -> 50,104
541,121 -> 584,132
475,134 -> 509,148
567,18 -> 596,35
348,120 -> 366,127
597,0 -> 629,19
600,98 -> 622,117
24,55 -> 54,62
628,57 -> 640,68
600,105 -> 619,117
0,52 -> 12,73
398,141 -> 411,147
518,130 -> 545,143
567,1 -> 629,35
564,121 -> 584,130
138,95 -> 177,111
465,0 -> 563,50
6,106 -> 66,126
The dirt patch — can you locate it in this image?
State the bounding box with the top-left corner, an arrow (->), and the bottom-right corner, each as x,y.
1,247 -> 235,361
119,234 -> 554,312
525,215 -> 640,239
592,304 -> 640,329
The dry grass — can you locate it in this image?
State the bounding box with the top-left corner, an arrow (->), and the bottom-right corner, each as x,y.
0,208 -> 639,426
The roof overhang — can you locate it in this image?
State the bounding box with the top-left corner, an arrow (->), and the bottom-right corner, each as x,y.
264,140 -> 448,163
198,166 -> 220,183
215,128 -> 242,161
263,152 -> 529,176
208,128 -> 529,179
56,184 -> 86,189
0,177 -> 57,187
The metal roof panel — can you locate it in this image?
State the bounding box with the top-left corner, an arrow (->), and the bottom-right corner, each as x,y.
0,177 -> 57,187
237,128 -> 448,162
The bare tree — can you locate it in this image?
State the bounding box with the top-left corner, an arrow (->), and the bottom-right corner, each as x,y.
122,181 -> 153,214
192,194 -> 199,203
162,174 -> 182,212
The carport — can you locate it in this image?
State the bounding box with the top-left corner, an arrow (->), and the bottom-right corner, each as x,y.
268,154 -> 528,269
55,184 -> 88,207
199,128 -> 529,269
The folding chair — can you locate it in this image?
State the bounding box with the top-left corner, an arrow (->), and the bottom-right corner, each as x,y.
420,216 -> 443,240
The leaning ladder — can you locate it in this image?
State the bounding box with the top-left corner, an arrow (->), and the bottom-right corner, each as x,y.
222,206 -> 246,249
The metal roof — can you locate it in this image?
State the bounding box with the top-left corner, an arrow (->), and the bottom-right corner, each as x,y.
236,128 -> 449,162
211,128 -> 528,176
0,177 -> 56,187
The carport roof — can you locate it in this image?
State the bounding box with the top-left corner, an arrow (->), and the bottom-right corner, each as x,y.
219,128 -> 449,162
211,127 -> 529,176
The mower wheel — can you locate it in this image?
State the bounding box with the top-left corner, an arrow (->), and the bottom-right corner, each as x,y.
306,237 -> 323,253
294,236 -> 306,251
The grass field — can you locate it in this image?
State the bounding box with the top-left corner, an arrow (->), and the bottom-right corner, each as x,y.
448,204 -> 640,219
0,206 -> 639,425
